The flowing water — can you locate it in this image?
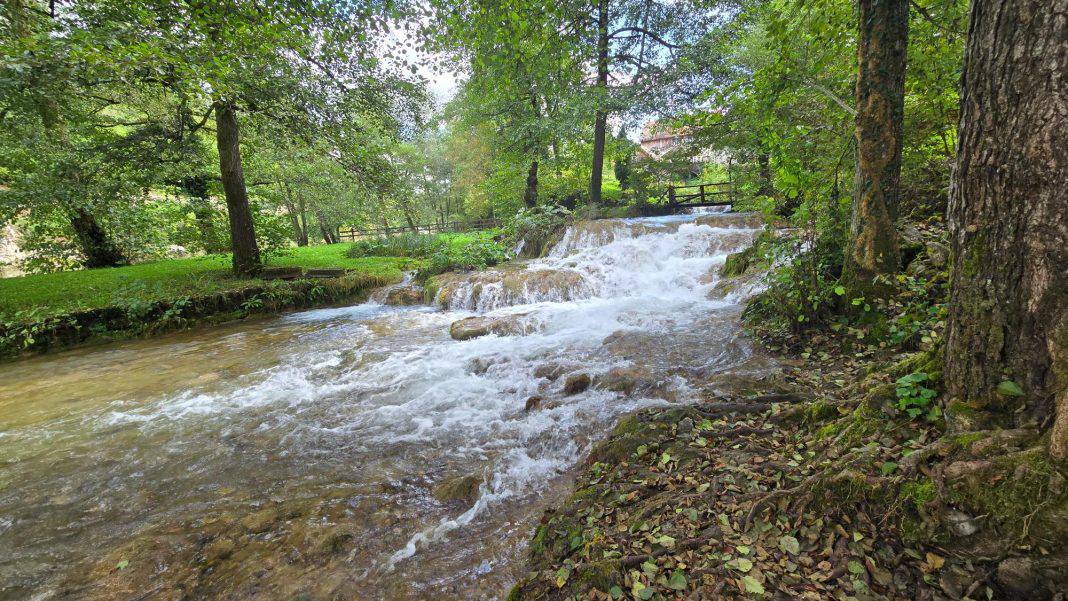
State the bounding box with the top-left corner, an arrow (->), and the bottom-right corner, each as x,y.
0,211 -> 775,600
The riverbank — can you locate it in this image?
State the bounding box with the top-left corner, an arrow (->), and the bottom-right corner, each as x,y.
0,245 -> 413,360
505,226 -> 1068,600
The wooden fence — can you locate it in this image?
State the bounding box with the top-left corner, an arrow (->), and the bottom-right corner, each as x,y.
667,181 -> 736,208
338,217 -> 502,242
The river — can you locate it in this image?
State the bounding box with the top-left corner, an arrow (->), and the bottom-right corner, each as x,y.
0,210 -> 773,600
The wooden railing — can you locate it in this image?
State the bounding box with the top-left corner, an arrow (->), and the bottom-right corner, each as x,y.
667,181 -> 736,207
338,217 -> 502,242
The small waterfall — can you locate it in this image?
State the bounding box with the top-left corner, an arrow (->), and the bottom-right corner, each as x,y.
0,211 -> 774,600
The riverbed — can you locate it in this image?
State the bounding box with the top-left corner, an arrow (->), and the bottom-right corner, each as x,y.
0,211 -> 773,600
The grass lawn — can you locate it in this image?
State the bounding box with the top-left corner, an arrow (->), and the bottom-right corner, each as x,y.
0,244 -> 415,320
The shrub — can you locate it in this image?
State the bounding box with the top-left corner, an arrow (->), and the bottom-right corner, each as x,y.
503,205 -> 571,257
416,238 -> 509,281
346,232 -> 445,259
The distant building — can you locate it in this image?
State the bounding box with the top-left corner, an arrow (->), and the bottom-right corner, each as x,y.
638,120 -> 693,159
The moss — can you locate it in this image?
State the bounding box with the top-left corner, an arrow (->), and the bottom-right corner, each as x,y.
951,432 -> 984,448
530,525 -> 548,554
899,478 -> 936,511
573,560 -> 619,593
946,445 -> 1068,542
504,581 -> 525,601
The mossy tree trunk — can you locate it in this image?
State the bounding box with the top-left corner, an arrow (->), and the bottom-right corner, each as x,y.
213,100 -> 261,275
842,0 -> 908,295
588,0 -> 609,206
68,207 -> 127,268
943,0 -> 1068,462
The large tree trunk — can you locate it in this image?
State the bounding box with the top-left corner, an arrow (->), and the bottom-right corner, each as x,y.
213,100 -> 261,275
842,0 -> 908,294
524,158 -> 539,208
943,0 -> 1068,462
588,0 -> 609,206
69,207 -> 126,268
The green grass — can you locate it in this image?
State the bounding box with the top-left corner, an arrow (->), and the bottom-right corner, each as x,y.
0,244 -> 414,320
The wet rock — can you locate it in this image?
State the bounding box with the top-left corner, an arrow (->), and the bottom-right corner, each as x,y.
381,284 -> 425,306
240,507 -> 279,534
449,313 -> 533,341
203,537 -> 235,563
943,509 -> 980,537
433,474 -> 483,507
595,366 -> 650,395
563,373 -> 591,395
524,396 -> 542,412
534,361 -> 577,381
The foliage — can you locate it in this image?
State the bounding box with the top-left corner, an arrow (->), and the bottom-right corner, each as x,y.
503,205 -> 572,255
894,372 -> 940,420
348,233 -> 447,259
416,238 -> 509,281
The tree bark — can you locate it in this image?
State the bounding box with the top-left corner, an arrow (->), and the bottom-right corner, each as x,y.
315,209 -> 338,244
842,0 -> 908,294
943,0 -> 1068,462
757,151 -> 772,198
282,183 -> 308,246
524,158 -> 539,208
588,0 -> 609,206
213,99 -> 261,275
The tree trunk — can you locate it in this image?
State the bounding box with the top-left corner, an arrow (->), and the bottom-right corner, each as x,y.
943,0 -> 1068,462
588,0 -> 609,206
842,0 -> 908,294
316,209 -> 337,244
298,196 -> 309,244
213,99 -> 261,275
68,207 -> 126,268
282,183 -> 308,246
524,158 -> 539,208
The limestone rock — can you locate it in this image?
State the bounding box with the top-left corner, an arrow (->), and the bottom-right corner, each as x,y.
563,373 -> 591,395
449,313 -> 534,341
382,284 -> 425,306
433,474 -> 483,507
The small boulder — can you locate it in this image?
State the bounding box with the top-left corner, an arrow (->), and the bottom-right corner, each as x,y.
449,313 -> 533,341
203,537 -> 235,563
595,366 -> 648,395
382,285 -> 425,306
925,241 -> 949,268
996,557 -> 1037,596
677,417 -> 695,436
524,395 -> 542,412
433,474 -> 483,507
563,373 -> 591,395
943,509 -> 980,537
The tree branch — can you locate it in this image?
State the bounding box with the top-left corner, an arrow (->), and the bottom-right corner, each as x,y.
607,26 -> 679,49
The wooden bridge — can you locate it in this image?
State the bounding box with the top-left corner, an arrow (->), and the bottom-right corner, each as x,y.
338,217 -> 502,242
667,181 -> 736,209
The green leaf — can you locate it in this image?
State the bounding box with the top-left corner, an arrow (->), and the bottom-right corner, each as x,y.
741,575 -> 765,595
609,586 -> 623,599
656,535 -> 676,549
730,557 -> 753,572
667,569 -> 688,590
848,560 -> 865,575
834,285 -> 845,296
116,559 -> 129,570
778,535 -> 800,555
554,567 -> 570,588
997,380 -> 1024,396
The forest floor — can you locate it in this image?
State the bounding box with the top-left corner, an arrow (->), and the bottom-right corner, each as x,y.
507,225 -> 1067,600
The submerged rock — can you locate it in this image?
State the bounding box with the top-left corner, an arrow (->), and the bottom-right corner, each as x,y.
563,373 -> 591,395
380,284 -> 425,306
449,313 -> 535,341
594,366 -> 650,395
433,474 -> 483,507
524,395 -> 542,412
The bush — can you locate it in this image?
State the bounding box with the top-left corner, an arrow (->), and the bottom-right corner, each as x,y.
503,204 -> 571,257
347,232 -> 445,259
416,238 -> 509,281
